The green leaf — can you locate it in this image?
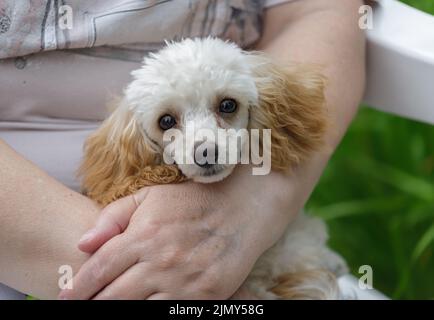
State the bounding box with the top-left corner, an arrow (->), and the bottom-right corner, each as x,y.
311,196 -> 407,221
412,223 -> 434,263
354,157 -> 434,202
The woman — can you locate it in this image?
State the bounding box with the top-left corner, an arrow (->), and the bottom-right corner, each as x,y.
0,0 -> 366,299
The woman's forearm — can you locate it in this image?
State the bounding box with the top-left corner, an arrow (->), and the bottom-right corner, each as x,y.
259,0 -> 366,146
0,139 -> 100,299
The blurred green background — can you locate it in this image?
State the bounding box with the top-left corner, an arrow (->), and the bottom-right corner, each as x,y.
306,0 -> 434,299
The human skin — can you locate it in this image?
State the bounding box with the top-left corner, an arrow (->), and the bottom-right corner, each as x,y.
0,0 -> 365,299
0,139 -> 99,298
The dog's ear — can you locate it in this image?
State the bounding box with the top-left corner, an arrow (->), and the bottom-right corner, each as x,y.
247,54 -> 328,172
78,101 -> 159,204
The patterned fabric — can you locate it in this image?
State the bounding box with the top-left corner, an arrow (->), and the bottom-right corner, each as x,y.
0,0 -> 265,61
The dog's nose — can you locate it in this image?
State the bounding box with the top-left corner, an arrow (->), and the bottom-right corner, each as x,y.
194,142 -> 219,168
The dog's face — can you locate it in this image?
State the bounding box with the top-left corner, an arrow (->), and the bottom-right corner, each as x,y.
80,37 -> 327,205
125,38 -> 258,182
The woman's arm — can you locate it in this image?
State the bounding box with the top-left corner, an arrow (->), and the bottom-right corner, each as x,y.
59,0 -> 366,299
258,0 -> 366,147
253,0 -> 367,208
0,139 -> 100,299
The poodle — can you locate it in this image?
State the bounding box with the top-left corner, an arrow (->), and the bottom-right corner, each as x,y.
79,38 -> 348,299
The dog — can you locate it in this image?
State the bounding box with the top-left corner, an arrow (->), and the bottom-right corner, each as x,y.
79,38 -> 348,299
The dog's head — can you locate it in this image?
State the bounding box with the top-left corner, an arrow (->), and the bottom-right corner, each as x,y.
80,38 -> 327,203
125,38 -> 258,182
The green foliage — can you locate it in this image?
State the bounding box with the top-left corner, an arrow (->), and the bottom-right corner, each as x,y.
307,107 -> 434,299
400,0 -> 434,13
306,0 -> 434,300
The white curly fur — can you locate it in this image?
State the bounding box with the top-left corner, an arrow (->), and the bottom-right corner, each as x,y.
244,213 -> 348,299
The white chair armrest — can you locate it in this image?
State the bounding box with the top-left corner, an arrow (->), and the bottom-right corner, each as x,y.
363,0 -> 434,124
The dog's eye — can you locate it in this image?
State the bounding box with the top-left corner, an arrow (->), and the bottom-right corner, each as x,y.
159,114 -> 176,130
219,99 -> 237,113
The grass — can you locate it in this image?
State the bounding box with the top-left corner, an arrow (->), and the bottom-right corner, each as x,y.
306,0 -> 434,299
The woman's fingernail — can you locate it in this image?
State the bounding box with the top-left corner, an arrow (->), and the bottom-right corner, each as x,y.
79,228 -> 96,243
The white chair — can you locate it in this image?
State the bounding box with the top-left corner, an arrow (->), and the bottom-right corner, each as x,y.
364,0 -> 434,124
1,0 -> 433,300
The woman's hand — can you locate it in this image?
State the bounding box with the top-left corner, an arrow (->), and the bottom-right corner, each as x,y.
58,165 -> 300,300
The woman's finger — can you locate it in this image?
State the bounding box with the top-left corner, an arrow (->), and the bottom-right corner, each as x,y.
92,264 -> 156,300
58,235 -> 136,300
78,188 -> 150,253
